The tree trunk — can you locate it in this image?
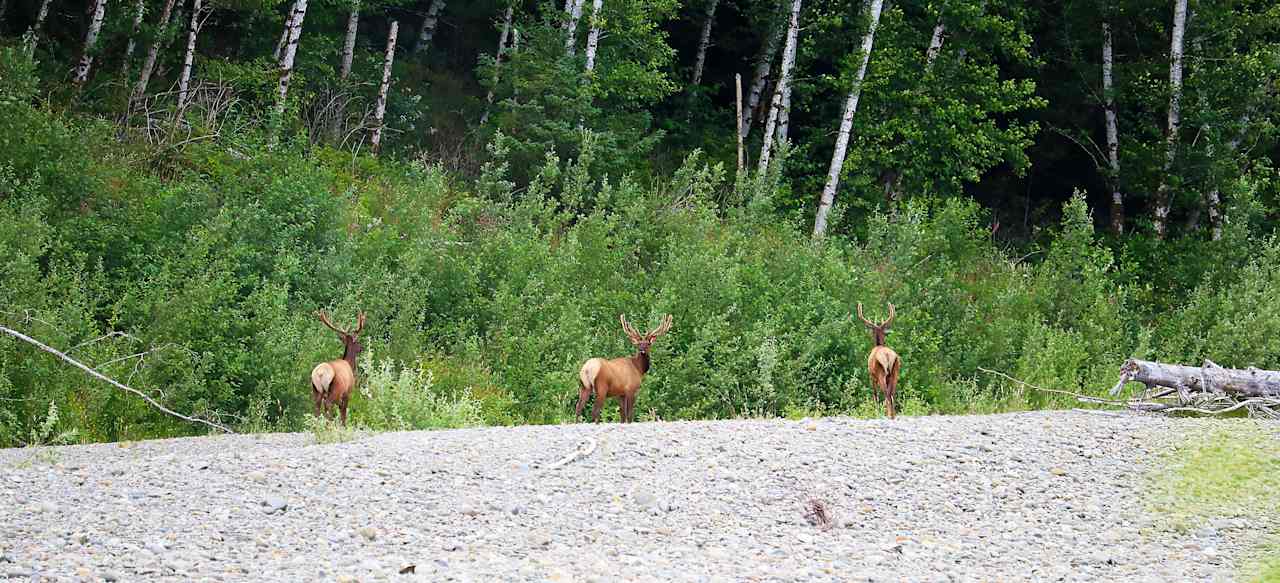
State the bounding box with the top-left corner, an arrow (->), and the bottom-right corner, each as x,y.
563,0 -> 584,55
175,0 -> 202,112
582,0 -> 603,73
1116,359 -> 1280,399
120,0 -> 146,79
735,72 -> 744,176
775,80 -> 791,145
272,0 -> 308,123
755,0 -> 800,175
480,3 -> 515,125
812,0 -> 884,238
72,0 -> 109,89
339,1 -> 359,80
740,6 -> 785,141
1152,0 -> 1187,240
412,0 -> 444,54
25,0 -> 54,55
925,20 -> 945,65
1103,20 -> 1123,235
274,0 -> 296,61
370,20 -> 397,155
129,0 -> 178,111
691,0 -> 718,86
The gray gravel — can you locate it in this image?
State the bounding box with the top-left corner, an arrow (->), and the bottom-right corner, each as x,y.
0,411 -> 1272,582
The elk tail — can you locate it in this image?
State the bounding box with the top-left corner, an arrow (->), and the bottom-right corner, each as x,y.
579,359 -> 602,394
311,363 -> 335,398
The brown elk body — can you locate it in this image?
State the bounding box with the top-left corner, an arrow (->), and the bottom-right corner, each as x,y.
857,302 -> 901,419
575,314 -> 673,423
311,310 -> 366,426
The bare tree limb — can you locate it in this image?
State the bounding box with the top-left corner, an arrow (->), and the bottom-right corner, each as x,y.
0,325 -> 234,434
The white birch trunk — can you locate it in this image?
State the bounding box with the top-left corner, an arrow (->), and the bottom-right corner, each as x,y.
1209,129 -> 1245,241
129,0 -> 178,110
740,9 -> 785,140
25,0 -> 54,54
691,0 -> 718,86
1153,0 -> 1187,240
480,4 -> 515,125
755,0 -> 800,175
370,20 -> 397,154
274,0 -> 295,61
120,0 -> 146,79
735,73 -> 744,175
175,0 -> 201,111
812,0 -> 884,238
339,1 -> 359,80
776,80 -> 791,145
583,0 -> 603,73
413,0 -> 444,54
72,0 -> 108,88
1103,20 -> 1123,235
925,20 -> 945,66
563,0 -> 584,55
272,0 -> 308,121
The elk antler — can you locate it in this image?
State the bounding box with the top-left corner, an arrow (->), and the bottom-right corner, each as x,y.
881,303 -> 895,328
619,314 -> 643,343
855,303 -> 877,329
316,310 -> 348,336
353,311 -> 367,336
646,314 -> 673,340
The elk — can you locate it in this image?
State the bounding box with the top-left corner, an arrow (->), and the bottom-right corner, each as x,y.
575,314 -> 673,423
311,310 -> 366,426
856,302 -> 901,419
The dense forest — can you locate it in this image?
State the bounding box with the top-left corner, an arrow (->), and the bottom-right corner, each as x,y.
0,0 -> 1277,446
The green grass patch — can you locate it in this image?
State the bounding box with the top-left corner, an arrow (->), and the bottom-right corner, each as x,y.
1151,424 -> 1280,581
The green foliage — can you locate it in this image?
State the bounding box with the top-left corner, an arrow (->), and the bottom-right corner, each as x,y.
352,352 -> 484,431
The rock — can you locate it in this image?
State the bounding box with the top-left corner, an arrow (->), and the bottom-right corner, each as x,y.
247,471 -> 268,484
102,570 -> 123,582
262,496 -> 288,514
1050,467 -> 1067,476
358,526 -> 378,541
459,505 -> 481,517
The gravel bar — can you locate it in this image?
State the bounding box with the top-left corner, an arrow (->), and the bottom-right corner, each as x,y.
0,411 -> 1272,582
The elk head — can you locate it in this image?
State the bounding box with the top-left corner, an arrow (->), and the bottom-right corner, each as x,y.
856,302 -> 894,346
620,313 -> 672,355
317,309 -> 366,362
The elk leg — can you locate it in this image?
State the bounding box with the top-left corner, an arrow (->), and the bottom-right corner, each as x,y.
575,382 -> 591,420
590,396 -> 604,423
339,395 -> 349,427
619,395 -> 629,424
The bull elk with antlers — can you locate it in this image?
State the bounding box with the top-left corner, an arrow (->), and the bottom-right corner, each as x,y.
311,310 -> 366,426
575,314 -> 673,423
856,302 -> 901,419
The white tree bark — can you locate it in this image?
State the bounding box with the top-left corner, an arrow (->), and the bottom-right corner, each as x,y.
413,0 -> 444,54
72,0 -> 109,88
563,0 -> 585,55
735,73 -> 744,175
339,0 -> 359,80
755,0 -> 800,175
925,19 -> 945,66
776,80 -> 791,145
812,0 -> 884,238
272,0 -> 308,121
129,0 -> 178,110
740,7 -> 785,140
691,0 -> 718,86
371,20 -> 398,154
583,0 -> 603,73
1153,0 -> 1187,240
274,0 -> 295,61
120,0 -> 146,79
1103,20 -> 1123,235
480,3 -> 514,124
175,0 -> 202,111
25,0 -> 54,55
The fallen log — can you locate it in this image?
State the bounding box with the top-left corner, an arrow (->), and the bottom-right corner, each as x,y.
1113,358 -> 1280,398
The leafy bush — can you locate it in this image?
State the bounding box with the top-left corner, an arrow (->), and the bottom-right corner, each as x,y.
352,353 -> 484,431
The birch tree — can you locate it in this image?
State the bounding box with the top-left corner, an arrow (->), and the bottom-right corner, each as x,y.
812,0 -> 884,238
71,0 -> 109,89
881,13 -> 947,204
129,0 -> 178,111
480,3 -> 515,124
371,21 -> 398,154
583,0 -> 603,74
755,0 -> 800,175
272,0 -> 308,124
563,0 -> 585,55
339,0 -> 360,80
25,0 -> 55,55
690,0 -> 718,86
740,5 -> 785,140
175,0 -> 204,112
1102,19 -> 1123,235
1152,0 -> 1187,240
120,0 -> 146,79
274,0 -> 297,61
412,0 -> 444,54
